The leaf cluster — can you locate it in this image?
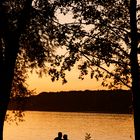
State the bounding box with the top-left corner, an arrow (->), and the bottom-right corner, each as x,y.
49,0 -> 132,89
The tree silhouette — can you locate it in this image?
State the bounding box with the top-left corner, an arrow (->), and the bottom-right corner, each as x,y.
129,0 -> 140,140
47,0 -> 139,139
53,0 -> 131,88
0,0 -> 72,140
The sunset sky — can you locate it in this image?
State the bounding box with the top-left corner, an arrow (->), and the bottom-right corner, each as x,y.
26,1 -> 138,94
27,67 -> 107,93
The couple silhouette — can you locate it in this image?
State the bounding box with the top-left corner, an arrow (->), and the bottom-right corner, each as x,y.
54,132 -> 68,140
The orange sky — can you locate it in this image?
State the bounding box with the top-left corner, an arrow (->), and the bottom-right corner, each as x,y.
27,67 -> 107,94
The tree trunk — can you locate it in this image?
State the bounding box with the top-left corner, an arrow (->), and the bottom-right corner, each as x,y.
0,32 -> 19,140
0,83 -> 11,140
130,0 -> 140,140
0,0 -> 32,139
0,70 -> 13,140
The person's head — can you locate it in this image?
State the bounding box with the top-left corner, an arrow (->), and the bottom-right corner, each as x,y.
58,132 -> 62,138
63,134 -> 68,140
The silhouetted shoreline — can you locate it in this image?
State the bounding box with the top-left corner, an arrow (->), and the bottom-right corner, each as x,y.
8,90 -> 133,114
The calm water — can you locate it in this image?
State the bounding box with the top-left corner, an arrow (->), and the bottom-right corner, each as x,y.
4,111 -> 134,140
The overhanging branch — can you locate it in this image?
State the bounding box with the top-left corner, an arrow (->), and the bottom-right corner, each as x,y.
82,53 -> 131,89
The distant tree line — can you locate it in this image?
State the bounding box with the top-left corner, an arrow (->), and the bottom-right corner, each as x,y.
8,90 -> 132,114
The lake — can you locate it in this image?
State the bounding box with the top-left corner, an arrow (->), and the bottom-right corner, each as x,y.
4,111 -> 134,140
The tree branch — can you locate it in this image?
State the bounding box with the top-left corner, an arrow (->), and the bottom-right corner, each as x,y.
82,53 -> 131,89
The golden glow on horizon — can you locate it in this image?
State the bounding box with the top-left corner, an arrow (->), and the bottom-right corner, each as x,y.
27,67 -> 107,93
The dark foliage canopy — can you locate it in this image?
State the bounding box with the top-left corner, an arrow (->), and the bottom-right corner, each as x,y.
1,0 -> 139,97
48,0 -> 135,90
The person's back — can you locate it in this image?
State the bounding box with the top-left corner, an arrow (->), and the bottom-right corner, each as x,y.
54,132 -> 62,140
63,134 -> 68,140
